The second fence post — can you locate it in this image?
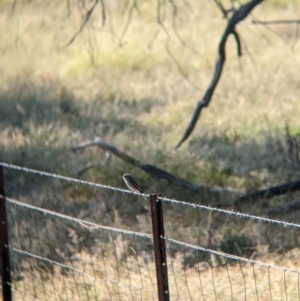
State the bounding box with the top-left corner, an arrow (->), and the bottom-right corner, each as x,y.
150,194 -> 170,301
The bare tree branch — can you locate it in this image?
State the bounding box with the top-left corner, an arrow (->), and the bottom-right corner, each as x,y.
176,0 -> 265,149
71,137 -> 140,166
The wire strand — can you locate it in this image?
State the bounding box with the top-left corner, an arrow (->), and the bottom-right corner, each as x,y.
6,197 -> 152,238
165,237 -> 300,275
2,162 -> 300,229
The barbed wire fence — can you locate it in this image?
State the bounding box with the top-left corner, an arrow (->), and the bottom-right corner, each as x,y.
0,162 -> 300,301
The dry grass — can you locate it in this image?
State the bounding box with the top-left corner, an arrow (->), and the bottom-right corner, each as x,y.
1,0 -> 300,299
7,196 -> 300,301
11,246 -> 300,301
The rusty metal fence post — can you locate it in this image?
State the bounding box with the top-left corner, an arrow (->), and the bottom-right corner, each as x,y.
150,194 -> 170,301
0,165 -> 12,301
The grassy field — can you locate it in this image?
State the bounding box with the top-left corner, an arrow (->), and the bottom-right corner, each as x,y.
1,0 -> 300,299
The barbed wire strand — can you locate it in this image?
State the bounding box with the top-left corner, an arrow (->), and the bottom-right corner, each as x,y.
159,195 -> 300,229
12,248 -> 95,280
6,197 -> 152,238
7,195 -> 300,276
165,238 -> 300,275
2,162 -> 300,229
7,196 -> 300,293
0,162 -> 136,194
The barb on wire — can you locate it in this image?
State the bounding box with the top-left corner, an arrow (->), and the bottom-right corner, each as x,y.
158,196 -> 300,229
0,161 -> 148,199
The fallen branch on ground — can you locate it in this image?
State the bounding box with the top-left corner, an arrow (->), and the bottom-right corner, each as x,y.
71,137 -> 241,203
233,179 -> 300,207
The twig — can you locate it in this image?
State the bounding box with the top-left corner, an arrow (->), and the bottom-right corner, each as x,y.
67,0 -> 99,46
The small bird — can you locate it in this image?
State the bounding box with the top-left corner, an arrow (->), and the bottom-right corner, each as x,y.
122,174 -> 149,212
122,174 -> 143,193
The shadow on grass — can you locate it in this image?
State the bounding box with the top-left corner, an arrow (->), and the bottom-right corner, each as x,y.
1,78 -> 300,265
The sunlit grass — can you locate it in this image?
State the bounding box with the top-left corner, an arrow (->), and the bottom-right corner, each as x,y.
11,247 -> 300,301
1,0 -> 300,206
1,4 -> 300,298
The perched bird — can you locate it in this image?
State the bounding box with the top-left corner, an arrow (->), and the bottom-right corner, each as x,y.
122,174 -> 148,212
122,174 -> 143,193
